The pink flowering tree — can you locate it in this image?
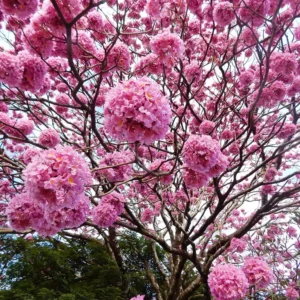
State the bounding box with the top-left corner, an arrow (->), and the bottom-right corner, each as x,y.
0,0 -> 300,299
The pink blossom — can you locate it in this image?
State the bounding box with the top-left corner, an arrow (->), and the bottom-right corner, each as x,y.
239,0 -> 270,26
6,192 -> 44,232
1,0 -> 38,19
188,0 -> 203,15
43,194 -> 90,231
72,31 -> 97,59
184,60 -> 202,83
221,129 -> 234,140
271,52 -> 298,74
261,184 -> 276,195
22,147 -> 41,164
40,0 -> 83,30
46,57 -> 68,77
286,285 -> 300,300
4,117 -> 34,138
182,167 -> 209,189
239,70 -> 254,87
55,94 -> 70,114
145,0 -> 161,19
150,30 -> 185,67
30,217 -> 61,237
241,27 -> 259,46
87,11 -> 103,33
18,50 -> 46,92
287,226 -> 297,238
11,118 -> 34,137
149,159 -> 173,185
98,150 -> 134,182
276,123 -> 297,139
247,142 -> 260,154
213,2 -> 235,27
183,135 -> 223,173
23,23 -> 54,57
208,264 -> 249,300
134,54 -> 163,76
104,77 -> 172,144
288,77 -> 300,96
21,194 -> 90,236
141,208 -> 155,223
229,238 -> 247,253
107,41 -> 131,71
130,295 -> 145,300
38,128 -> 60,148
92,203 -> 119,228
208,153 -> 229,178
199,120 -> 215,135
295,26 -> 300,41
0,112 -> 10,131
0,101 -> 8,113
271,81 -> 287,102
242,257 -> 274,289
100,191 -> 125,215
265,167 -> 277,182
254,88 -> 276,108
0,52 -> 23,87
23,146 -> 91,211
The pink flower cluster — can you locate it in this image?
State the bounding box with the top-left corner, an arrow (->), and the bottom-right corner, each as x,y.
271,52 -> 298,74
7,146 -> 91,236
208,264 -> 249,300
271,81 -> 287,102
98,150 -> 134,182
199,120 -> 215,135
286,285 -> 299,300
239,0 -> 270,26
107,42 -> 131,71
150,30 -> 185,68
130,295 -> 145,300
134,54 -> 163,76
39,0 -> 83,33
23,146 -> 91,210
184,135 -> 221,172
18,50 -> 47,92
276,123 -> 297,139
242,257 -> 274,289
0,52 -> 24,87
184,60 -> 202,83
254,86 -> 286,108
229,237 -> 247,253
183,135 -> 228,188
5,118 -> 34,138
182,167 -> 209,189
7,193 -> 90,236
6,193 -> 44,232
264,167 -> 277,182
38,128 -> 60,148
239,70 -> 254,87
145,0 -> 161,19
92,191 -> 125,228
213,2 -> 235,27
23,20 -> 54,58
104,77 -> 172,144
36,194 -> 90,236
55,93 -> 71,114
149,159 -> 173,185
0,0 -> 38,19
22,147 -> 40,164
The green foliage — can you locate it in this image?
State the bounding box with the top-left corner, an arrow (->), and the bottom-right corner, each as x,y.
119,232 -> 168,299
0,235 -> 123,300
0,233 -> 210,300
